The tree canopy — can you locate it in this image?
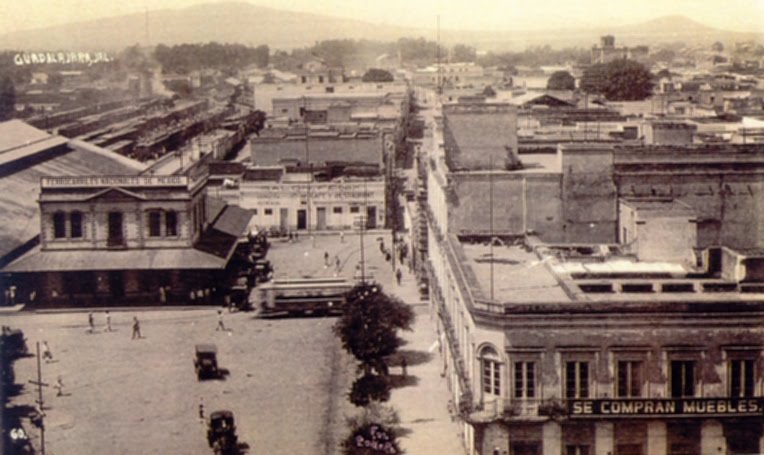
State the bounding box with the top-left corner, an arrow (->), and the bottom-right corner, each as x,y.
361,68 -> 394,83
451,44 -> 477,63
153,42 -> 269,74
333,283 -> 414,374
546,70 -> 575,90
0,76 -> 16,121
581,59 -> 654,101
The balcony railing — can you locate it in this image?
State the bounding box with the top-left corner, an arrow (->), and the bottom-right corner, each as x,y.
470,398 -> 567,421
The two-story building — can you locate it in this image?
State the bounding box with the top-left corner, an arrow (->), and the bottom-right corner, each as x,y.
421,102 -> 764,455
2,172 -> 252,307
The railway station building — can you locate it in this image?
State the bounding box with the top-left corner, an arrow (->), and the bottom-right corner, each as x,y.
2,171 -> 252,307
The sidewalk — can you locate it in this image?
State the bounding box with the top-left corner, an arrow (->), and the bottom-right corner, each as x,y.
383,246 -> 466,455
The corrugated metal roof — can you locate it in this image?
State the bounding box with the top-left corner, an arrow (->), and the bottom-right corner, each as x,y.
4,246 -> 227,272
212,205 -> 253,238
206,196 -> 227,224
0,120 -> 56,153
0,146 -> 142,259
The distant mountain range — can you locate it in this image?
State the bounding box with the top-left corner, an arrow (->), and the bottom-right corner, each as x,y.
0,2 -> 761,52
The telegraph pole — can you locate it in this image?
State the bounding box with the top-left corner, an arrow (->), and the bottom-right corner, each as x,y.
28,342 -> 47,455
360,177 -> 368,284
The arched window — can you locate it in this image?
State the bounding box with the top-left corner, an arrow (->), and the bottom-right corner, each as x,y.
480,345 -> 502,397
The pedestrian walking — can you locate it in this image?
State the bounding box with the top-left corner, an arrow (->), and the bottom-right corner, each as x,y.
335,255 -> 341,272
216,309 -> 226,331
131,316 -> 142,339
199,400 -> 205,422
339,231 -> 345,243
324,251 -> 330,267
379,239 -> 385,253
42,341 -> 53,363
401,357 -> 407,377
104,311 -> 112,332
87,312 -> 95,333
54,375 -> 64,397
395,268 -> 403,286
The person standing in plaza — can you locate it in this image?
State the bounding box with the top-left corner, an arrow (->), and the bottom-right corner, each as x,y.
395,268 -> 403,286
339,231 -> 345,243
87,312 -> 95,334
104,311 -> 112,332
54,375 -> 64,397
42,341 -> 53,363
216,309 -> 226,331
324,251 -> 329,267
131,316 -> 142,339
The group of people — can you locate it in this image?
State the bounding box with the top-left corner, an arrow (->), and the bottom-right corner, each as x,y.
84,311 -> 142,339
86,311 -> 113,334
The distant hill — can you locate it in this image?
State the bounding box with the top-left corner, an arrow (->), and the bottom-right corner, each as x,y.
0,2 -> 760,52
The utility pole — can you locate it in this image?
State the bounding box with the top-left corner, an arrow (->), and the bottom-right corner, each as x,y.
28,342 -> 47,455
359,177 -> 368,284
303,96 -> 312,235
489,157 -> 494,301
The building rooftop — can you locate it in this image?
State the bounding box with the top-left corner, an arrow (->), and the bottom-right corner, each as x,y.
459,242 -> 570,304
0,141 -> 143,261
455,238 -> 764,312
621,198 -> 696,217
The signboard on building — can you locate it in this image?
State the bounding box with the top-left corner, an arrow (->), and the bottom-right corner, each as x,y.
241,181 -> 384,203
568,398 -> 764,419
41,176 -> 191,189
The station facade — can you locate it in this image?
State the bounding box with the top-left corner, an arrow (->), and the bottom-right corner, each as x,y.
3,172 -> 252,306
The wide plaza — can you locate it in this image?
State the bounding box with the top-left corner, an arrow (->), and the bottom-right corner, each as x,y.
6,230 -> 464,455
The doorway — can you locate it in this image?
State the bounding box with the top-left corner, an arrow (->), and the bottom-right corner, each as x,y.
297,209 -> 307,230
109,271 -> 124,298
108,211 -> 124,247
280,208 -> 289,231
316,207 -> 327,230
366,206 -> 377,229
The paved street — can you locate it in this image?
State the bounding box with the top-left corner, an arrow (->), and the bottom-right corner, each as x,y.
6,230 -> 464,455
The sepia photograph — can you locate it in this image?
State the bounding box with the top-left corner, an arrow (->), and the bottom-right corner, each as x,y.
1,1 -> 763,454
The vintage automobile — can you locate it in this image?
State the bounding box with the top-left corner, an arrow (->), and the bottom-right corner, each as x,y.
207,410 -> 238,455
194,344 -> 219,380
1,326 -> 29,360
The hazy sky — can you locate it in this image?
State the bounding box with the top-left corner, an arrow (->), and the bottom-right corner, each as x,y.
3,0 -> 763,34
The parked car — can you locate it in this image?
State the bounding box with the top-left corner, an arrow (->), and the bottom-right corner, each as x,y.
194,344 -> 219,380
207,410 -> 238,455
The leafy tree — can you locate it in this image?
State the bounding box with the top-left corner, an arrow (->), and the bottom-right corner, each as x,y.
153,42 -> 269,75
333,283 -> 414,375
342,422 -> 401,455
482,85 -> 496,97
349,374 -> 391,407
546,71 -> 575,90
362,68 -> 393,83
581,59 -> 654,101
451,44 -> 476,62
0,76 -> 16,121
119,44 -> 152,74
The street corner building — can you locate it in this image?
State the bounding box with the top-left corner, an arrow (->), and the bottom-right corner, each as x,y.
0,123 -> 252,307
417,103 -> 764,455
